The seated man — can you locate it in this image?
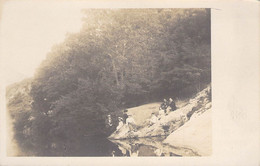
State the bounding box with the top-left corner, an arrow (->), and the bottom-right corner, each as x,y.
168,98 -> 177,112
123,109 -> 129,124
160,99 -> 168,114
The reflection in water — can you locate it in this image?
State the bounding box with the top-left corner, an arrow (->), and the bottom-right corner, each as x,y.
54,136 -> 198,156
109,137 -> 199,157
19,137 -> 124,157
14,136 -> 198,156
60,137 -> 123,157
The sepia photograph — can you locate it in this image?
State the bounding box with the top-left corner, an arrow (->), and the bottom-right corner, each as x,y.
0,0 -> 259,165
3,6 -> 211,157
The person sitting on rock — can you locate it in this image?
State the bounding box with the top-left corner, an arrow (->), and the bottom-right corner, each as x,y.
107,114 -> 113,127
116,117 -> 124,131
206,85 -> 212,101
168,98 -> 177,112
149,113 -> 158,126
123,109 -> 129,124
126,114 -> 136,132
158,108 -> 165,119
160,99 -> 168,114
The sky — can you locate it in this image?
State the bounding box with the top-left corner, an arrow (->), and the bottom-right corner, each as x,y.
0,1 -> 90,86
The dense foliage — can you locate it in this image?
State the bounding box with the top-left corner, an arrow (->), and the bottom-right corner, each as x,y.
7,9 -> 211,156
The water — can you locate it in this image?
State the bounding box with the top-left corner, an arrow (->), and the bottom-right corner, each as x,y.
13,136 -> 198,156
108,137 -> 199,157
55,137 -> 198,157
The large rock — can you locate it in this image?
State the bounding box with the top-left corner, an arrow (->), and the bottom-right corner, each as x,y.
164,108 -> 212,156
109,86 -> 211,140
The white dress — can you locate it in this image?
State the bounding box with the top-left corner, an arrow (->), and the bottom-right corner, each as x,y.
158,109 -> 165,118
116,121 -> 124,131
126,117 -> 136,125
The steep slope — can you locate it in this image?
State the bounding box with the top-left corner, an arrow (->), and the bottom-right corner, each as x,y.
6,78 -> 33,116
109,86 -> 211,139
164,108 -> 211,156
6,78 -> 33,156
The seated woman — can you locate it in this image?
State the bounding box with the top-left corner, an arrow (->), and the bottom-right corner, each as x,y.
116,117 -> 124,131
149,113 -> 158,126
158,107 -> 165,119
126,114 -> 137,132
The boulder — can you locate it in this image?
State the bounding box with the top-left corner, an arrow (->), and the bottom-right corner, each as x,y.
109,86 -> 211,140
164,108 -> 212,156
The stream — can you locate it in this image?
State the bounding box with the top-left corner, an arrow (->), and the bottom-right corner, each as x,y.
63,136 -> 199,157
108,137 -> 199,157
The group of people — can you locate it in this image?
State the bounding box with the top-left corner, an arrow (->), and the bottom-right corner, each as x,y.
159,98 -> 177,116
148,98 -> 177,126
116,98 -> 177,131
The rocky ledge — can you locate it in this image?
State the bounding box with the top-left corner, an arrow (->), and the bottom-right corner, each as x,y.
109,86 -> 211,141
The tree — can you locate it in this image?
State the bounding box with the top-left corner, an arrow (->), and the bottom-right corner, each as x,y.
8,8 -> 211,156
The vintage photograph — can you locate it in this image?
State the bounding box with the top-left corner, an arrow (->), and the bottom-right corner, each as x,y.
4,7 -> 211,157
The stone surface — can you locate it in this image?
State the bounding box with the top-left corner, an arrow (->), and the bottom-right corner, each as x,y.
164,108 -> 211,156
109,86 -> 211,141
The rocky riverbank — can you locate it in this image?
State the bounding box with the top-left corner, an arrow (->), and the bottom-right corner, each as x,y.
108,86 -> 211,156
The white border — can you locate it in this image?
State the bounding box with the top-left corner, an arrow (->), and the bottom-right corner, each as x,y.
0,0 -> 259,166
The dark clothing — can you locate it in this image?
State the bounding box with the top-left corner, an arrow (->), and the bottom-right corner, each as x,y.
168,101 -> 176,111
123,113 -> 128,124
160,102 -> 168,111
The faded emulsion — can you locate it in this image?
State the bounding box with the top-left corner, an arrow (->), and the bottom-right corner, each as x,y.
5,8 -> 211,157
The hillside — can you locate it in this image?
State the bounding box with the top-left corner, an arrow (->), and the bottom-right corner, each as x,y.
5,9 -> 211,156
6,78 -> 33,156
6,78 -> 32,116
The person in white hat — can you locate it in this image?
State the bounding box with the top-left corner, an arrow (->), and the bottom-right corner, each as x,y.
116,117 -> 124,131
